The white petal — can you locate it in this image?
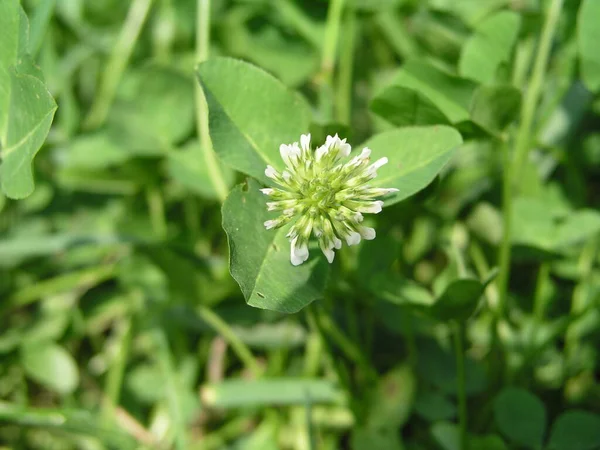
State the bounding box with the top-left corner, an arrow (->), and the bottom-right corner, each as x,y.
345,231 -> 361,246
333,237 -> 342,249
360,147 -> 371,159
267,202 -> 278,211
359,226 -> 376,240
339,141 -> 351,157
264,220 -> 277,230
372,157 -> 388,170
265,165 -> 279,179
322,246 -> 335,263
283,171 -> 292,182
290,237 -> 309,266
260,188 -> 274,195
315,144 -> 330,161
300,133 -> 311,151
359,201 -> 383,214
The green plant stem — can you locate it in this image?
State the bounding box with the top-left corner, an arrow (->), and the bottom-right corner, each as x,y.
196,0 -> 229,202
319,0 -> 346,121
335,8 -> 356,124
196,305 -> 263,378
452,322 -> 468,450
84,0 -> 153,129
102,317 -> 132,423
565,237 -> 598,363
153,329 -> 187,450
498,0 -> 563,320
532,262 -> 551,323
497,139 -> 512,320
7,264 -> 117,309
512,0 -> 564,184
316,307 -> 377,380
146,187 -> 168,239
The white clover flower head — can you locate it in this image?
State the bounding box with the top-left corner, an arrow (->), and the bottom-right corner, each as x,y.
262,133 -> 398,266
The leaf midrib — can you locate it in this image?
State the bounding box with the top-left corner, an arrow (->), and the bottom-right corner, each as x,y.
201,76 -> 279,170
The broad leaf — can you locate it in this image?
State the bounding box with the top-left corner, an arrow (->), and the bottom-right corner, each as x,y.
20,342 -> 79,394
430,279 -> 485,322
196,57 -> 312,183
548,410 -> 600,450
459,11 -> 521,84
222,179 -> 329,313
578,0 -> 600,92
371,61 -> 520,135
493,387 -> 546,449
0,0 -> 57,199
362,126 -> 462,206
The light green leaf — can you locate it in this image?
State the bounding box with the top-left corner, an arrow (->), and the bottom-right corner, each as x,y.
196,57 -> 312,183
109,66 -> 195,151
362,126 -> 463,206
222,179 -> 329,313
0,0 -> 57,199
201,378 -> 342,408
578,0 -> 600,92
20,342 -> 79,394
548,410 -> 600,450
493,387 -> 546,449
459,11 -> 521,84
367,365 -> 416,430
166,140 -> 235,200
431,422 -> 459,450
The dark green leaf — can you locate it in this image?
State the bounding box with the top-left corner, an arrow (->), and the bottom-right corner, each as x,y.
222,179 -> 329,313
548,410 -> 600,450
196,57 -> 311,183
493,387 -> 546,449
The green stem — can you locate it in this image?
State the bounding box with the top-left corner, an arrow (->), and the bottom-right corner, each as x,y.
102,317 -> 132,423
196,0 -> 229,202
196,305 -> 262,378
453,322 -> 468,450
335,8 -> 356,124
153,329 -> 187,450
497,139 -> 512,320
146,187 -> 168,239
316,307 -> 377,380
532,263 -> 551,323
565,237 -> 598,362
319,0 -> 346,121
512,0 -> 564,184
84,0 -> 153,129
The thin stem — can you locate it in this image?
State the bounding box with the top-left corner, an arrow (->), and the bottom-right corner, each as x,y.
532,262 -> 551,323
497,139 -> 512,320
335,8 -> 356,124
102,317 -> 132,423
196,305 -> 262,378
196,0 -> 229,202
153,329 -> 187,450
146,187 -> 168,239
319,0 -> 346,121
512,0 -> 564,184
84,0 -> 153,129
453,322 -> 468,450
316,307 -> 377,380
